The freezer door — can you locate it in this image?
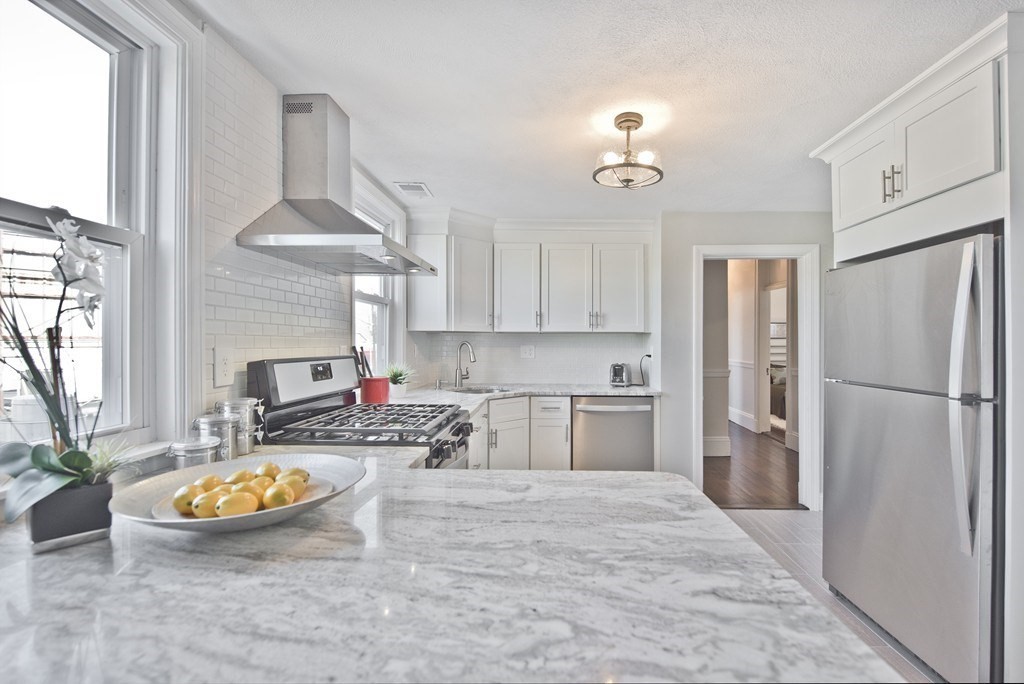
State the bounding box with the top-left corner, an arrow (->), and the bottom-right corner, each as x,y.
824,381 -> 992,682
825,235 -> 993,396
571,397 -> 654,471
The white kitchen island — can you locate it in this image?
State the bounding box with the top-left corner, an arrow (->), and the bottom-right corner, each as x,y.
0,445 -> 899,683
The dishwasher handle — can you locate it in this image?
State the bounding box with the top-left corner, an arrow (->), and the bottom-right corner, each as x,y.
574,404 -> 651,413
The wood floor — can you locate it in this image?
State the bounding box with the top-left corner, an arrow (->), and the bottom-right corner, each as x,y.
726,510 -> 936,682
703,421 -> 801,509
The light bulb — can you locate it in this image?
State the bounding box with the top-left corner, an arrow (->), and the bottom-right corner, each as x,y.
637,150 -> 655,165
602,151 -> 621,165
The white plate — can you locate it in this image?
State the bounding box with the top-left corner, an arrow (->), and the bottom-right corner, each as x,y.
109,453 -> 366,533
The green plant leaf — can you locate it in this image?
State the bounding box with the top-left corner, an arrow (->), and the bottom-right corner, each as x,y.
4,469 -> 76,523
58,449 -> 92,473
30,444 -> 74,474
0,442 -> 33,477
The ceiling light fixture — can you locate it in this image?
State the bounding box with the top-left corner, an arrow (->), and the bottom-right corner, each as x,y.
593,112 -> 663,189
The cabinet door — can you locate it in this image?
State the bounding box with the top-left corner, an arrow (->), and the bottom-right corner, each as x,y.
541,243 -> 592,332
407,234 -> 448,331
494,243 -> 540,332
468,410 -> 489,470
450,236 -> 492,332
530,419 -> 570,470
895,61 -> 999,207
489,418 -> 530,470
831,126 -> 896,230
593,244 -> 646,332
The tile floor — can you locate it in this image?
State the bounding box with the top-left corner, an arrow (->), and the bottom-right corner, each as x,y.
725,509 -> 938,683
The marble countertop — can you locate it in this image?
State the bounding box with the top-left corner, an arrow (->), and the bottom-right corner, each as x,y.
0,445 -> 899,683
394,383 -> 661,416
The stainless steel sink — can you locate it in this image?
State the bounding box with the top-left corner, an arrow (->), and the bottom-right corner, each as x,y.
450,386 -> 512,394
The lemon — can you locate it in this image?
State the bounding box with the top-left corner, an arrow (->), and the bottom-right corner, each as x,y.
172,484 -> 205,515
263,483 -> 295,509
225,469 -> 255,485
276,474 -> 306,499
215,492 -> 259,517
277,467 -> 310,484
251,476 -> 275,492
231,482 -> 265,509
194,474 -> 224,492
192,490 -> 228,518
255,462 -> 281,480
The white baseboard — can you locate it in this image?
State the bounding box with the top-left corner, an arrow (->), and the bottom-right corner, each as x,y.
703,436 -> 731,457
728,408 -> 757,432
786,430 -> 799,452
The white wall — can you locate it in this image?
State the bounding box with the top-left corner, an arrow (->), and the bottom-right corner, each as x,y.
727,259 -> 757,431
656,212 -> 832,480
201,29 -> 351,409
702,261 -> 730,456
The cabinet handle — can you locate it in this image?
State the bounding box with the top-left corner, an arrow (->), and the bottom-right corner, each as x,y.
535,310 -> 540,328
489,428 -> 498,449
594,312 -> 600,329
881,168 -> 894,203
588,311 -> 593,329
565,425 -> 569,443
891,164 -> 902,197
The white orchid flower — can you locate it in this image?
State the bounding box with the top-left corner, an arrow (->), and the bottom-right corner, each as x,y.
45,216 -> 80,242
65,234 -> 102,263
76,290 -> 102,328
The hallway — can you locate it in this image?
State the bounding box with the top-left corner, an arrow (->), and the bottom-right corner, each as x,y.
703,421 -> 801,509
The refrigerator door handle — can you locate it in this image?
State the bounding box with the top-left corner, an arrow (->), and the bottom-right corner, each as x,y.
948,241 -> 975,401
948,399 -> 975,555
947,241 -> 976,556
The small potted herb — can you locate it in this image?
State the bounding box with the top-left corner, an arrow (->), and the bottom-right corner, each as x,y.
384,364 -> 415,399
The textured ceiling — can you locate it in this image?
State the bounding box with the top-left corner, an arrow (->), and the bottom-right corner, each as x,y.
184,0 -> 1022,220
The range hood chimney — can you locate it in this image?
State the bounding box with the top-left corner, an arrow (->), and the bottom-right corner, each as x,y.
235,94 -> 437,276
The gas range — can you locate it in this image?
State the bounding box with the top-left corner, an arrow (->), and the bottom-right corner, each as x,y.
248,356 -> 471,468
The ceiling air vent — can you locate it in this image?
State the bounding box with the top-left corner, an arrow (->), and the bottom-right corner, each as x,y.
393,181 -> 433,199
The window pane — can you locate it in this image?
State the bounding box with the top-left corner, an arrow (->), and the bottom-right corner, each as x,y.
353,275 -> 383,297
0,226 -> 122,443
0,0 -> 111,224
354,299 -> 387,373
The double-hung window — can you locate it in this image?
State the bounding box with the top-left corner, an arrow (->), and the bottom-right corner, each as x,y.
0,0 -> 141,443
351,171 -> 408,373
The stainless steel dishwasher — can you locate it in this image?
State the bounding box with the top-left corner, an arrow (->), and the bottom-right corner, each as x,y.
571,396 -> 654,471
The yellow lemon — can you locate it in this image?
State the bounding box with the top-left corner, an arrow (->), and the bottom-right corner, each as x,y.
251,476 -> 275,492
255,462 -> 281,480
172,484 -> 205,515
263,483 -> 295,509
225,469 -> 255,485
231,482 -> 265,509
276,474 -> 306,499
194,474 -> 224,492
192,490 -> 228,518
215,492 -> 259,517
277,467 -> 310,484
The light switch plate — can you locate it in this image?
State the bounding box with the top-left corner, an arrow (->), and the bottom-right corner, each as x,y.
520,345 -> 535,359
214,346 -> 232,387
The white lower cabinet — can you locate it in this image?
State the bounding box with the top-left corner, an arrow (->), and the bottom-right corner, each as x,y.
487,397 -> 530,470
467,408 -> 489,470
529,397 -> 570,470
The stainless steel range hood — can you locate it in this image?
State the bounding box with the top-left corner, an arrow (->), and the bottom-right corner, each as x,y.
235,94 -> 437,276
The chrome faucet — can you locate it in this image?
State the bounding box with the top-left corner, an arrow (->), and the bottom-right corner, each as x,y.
455,341 -> 477,388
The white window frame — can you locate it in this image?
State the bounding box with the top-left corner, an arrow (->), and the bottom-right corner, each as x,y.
352,167 -> 408,369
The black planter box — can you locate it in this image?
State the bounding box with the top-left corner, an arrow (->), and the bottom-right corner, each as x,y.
26,482 -> 113,552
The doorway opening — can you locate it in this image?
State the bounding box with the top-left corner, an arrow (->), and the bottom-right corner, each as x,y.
691,244 -> 822,511
702,258 -> 800,509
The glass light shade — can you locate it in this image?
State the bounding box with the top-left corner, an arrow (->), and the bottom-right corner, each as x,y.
593,146 -> 663,189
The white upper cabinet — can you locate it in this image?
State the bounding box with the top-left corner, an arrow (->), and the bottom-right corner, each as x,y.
541,243 -> 593,332
821,60 -> 1000,233
450,236 -> 493,332
494,243 -> 541,332
895,62 -> 999,206
407,234 -> 492,332
593,244 -> 646,332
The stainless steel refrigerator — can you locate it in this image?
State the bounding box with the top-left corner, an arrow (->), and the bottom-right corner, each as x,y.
824,232 -> 1002,683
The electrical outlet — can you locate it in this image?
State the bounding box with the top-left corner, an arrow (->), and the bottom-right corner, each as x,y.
214,346 -> 233,387
520,345 -> 535,359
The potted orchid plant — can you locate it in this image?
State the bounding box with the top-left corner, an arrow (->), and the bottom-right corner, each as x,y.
0,215 -> 128,550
